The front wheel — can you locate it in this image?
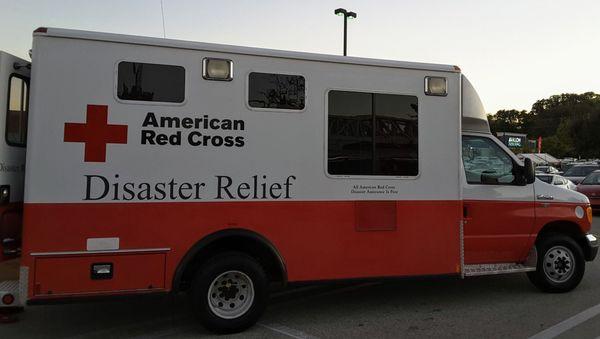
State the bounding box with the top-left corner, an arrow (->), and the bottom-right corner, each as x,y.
191,252 -> 269,333
527,234 -> 585,293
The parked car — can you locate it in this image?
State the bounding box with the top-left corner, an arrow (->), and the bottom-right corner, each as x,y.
577,170 -> 600,209
536,174 -> 577,191
563,164 -> 600,184
535,165 -> 561,175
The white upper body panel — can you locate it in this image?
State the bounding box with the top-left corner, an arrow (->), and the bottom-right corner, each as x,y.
25,29 -> 462,204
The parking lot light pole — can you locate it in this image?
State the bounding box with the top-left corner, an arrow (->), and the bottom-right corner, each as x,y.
334,8 -> 357,56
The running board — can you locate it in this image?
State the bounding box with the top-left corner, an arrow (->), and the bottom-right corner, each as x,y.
463,263 -> 536,277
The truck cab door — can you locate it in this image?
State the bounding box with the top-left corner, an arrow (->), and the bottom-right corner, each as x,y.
0,51 -> 30,261
462,134 -> 535,264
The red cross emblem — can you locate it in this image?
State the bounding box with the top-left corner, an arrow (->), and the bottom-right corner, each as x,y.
64,105 -> 128,162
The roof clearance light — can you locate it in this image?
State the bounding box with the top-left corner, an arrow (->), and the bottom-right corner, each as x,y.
425,76 -> 447,96
202,58 -> 233,81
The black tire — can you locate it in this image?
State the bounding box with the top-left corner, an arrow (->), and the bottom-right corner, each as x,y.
527,233 -> 585,293
191,252 -> 269,334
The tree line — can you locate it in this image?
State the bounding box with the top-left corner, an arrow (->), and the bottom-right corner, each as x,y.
487,92 -> 600,158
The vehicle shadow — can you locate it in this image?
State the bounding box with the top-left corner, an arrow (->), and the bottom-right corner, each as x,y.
3,271 -> 598,338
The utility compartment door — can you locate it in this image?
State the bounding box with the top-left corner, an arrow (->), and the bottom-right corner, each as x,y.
33,253 -> 166,297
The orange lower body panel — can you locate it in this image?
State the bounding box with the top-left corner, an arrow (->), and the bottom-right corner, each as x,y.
21,200 -> 462,300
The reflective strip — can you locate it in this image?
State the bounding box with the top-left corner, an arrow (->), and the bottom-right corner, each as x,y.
86,237 -> 120,251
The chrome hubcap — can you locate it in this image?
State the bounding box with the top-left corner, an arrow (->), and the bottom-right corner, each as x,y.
208,270 -> 254,319
543,246 -> 575,283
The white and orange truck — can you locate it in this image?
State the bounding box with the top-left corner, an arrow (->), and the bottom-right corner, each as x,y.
0,28 -> 596,333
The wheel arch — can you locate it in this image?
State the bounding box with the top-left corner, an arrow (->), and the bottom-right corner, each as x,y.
535,220 -> 593,260
537,220 -> 585,240
172,229 -> 288,292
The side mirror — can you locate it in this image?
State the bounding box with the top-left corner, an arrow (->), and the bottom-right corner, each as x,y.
523,158 -> 535,184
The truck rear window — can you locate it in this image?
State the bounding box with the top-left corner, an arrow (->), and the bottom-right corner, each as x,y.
6,74 -> 28,146
117,62 -> 185,103
327,90 -> 419,176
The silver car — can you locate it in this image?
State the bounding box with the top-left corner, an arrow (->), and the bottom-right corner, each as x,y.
536,173 -> 577,190
535,165 -> 561,174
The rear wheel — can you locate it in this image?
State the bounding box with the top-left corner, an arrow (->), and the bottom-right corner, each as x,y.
191,252 -> 268,333
527,234 -> 585,293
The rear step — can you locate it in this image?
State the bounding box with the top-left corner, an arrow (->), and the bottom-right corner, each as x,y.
0,259 -> 23,308
464,263 -> 536,277
0,280 -> 19,307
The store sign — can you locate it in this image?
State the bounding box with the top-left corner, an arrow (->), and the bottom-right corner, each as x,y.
507,136 -> 522,147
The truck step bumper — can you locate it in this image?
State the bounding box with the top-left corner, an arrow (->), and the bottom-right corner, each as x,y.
464,263 -> 536,277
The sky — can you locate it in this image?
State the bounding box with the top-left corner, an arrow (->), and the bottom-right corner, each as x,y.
1,0 -> 600,114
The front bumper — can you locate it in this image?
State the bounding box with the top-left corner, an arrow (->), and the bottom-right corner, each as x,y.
584,233 -> 599,261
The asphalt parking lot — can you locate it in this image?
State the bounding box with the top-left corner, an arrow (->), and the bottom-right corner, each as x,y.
3,214 -> 600,339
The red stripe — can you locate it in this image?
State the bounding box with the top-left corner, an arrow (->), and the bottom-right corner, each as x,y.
22,200 -> 461,298
20,199 -> 590,300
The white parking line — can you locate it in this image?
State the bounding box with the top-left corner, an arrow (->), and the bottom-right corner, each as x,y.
258,282 -> 378,338
259,322 -> 319,339
529,303 -> 600,339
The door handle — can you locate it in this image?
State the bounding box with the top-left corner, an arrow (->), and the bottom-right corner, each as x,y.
536,194 -> 554,200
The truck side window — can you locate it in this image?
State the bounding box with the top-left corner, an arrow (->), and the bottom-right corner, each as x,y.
6,74 -> 28,146
117,62 -> 185,103
327,90 -> 418,176
248,72 -> 305,110
462,136 -> 516,185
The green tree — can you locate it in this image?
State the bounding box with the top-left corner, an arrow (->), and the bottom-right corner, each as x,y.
487,109 -> 530,134
537,119 -> 573,158
530,92 -> 600,157
490,92 -> 600,158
